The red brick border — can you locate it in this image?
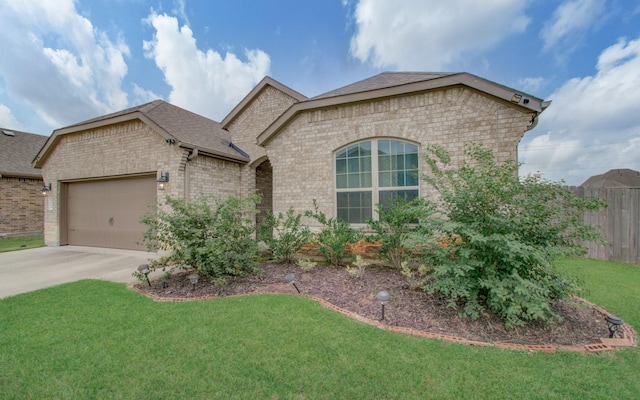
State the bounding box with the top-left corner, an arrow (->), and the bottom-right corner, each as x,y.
130,286 -> 637,353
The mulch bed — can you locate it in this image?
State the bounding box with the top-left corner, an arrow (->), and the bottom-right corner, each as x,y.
135,262 -> 618,347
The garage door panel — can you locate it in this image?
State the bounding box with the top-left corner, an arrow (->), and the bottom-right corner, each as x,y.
67,176 -> 156,250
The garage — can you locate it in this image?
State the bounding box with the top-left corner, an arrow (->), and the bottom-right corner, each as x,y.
65,175 -> 156,250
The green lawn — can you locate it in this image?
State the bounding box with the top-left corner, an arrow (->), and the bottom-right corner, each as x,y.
1,258 -> 639,399
0,235 -> 44,253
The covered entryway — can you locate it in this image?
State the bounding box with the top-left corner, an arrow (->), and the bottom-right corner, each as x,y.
65,175 -> 156,250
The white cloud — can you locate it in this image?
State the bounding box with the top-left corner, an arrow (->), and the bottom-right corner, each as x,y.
349,0 -> 530,70
0,0 -> 131,129
540,0 -> 606,55
132,84 -> 162,105
0,104 -> 21,129
517,77 -> 546,94
143,12 -> 270,121
520,36 -> 640,185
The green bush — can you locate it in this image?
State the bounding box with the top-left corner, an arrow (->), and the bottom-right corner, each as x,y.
139,194 -> 260,279
258,208 -> 311,263
304,200 -> 361,266
416,143 -> 605,328
367,197 -> 436,268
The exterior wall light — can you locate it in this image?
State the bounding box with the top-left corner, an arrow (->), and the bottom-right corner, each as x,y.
188,273 -> 199,289
605,315 -> 624,338
40,183 -> 52,196
376,290 -> 390,321
285,273 -> 300,293
157,172 -> 169,190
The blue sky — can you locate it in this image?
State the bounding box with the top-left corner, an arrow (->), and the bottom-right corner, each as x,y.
0,0 -> 639,185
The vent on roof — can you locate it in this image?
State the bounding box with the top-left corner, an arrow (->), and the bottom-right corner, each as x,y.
2,130 -> 15,137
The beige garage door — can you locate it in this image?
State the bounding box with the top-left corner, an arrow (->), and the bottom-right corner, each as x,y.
67,175 -> 156,250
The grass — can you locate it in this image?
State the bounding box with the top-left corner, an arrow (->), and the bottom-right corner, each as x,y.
0,235 -> 44,253
1,259 -> 639,399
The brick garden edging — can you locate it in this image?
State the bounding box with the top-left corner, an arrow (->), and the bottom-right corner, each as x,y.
130,285 -> 637,353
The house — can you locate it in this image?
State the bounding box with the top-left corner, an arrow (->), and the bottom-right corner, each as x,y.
581,169 -> 640,188
0,128 -> 48,237
34,72 -> 548,250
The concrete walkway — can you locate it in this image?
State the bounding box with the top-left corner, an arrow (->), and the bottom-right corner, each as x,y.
0,246 -> 160,299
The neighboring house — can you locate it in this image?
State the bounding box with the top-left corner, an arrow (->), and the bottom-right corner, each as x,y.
0,128 -> 48,237
34,72 -> 548,250
581,168 -> 640,188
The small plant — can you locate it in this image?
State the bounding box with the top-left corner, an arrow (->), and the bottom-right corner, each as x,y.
346,255 -> 368,279
304,199 -> 362,266
367,197 -> 436,269
296,258 -> 317,272
258,208 -> 311,263
400,262 -> 432,290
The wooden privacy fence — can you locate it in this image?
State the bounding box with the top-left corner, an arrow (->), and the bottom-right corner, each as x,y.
565,186 -> 640,265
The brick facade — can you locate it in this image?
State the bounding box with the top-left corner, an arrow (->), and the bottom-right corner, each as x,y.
226,85 -> 301,199
0,177 -> 44,235
41,120 -> 243,246
259,87 -> 532,228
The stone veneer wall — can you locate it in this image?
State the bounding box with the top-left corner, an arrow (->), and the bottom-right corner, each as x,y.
40,120 -> 186,246
264,87 -> 534,227
0,177 -> 44,235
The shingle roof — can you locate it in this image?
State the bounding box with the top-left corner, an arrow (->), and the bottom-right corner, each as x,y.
581,169 -> 640,188
0,128 -> 47,178
35,100 -> 249,166
312,72 -> 455,100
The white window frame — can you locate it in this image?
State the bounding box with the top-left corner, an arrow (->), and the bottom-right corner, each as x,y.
334,138 -> 420,225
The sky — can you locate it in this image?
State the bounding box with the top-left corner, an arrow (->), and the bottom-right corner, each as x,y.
0,0 -> 639,186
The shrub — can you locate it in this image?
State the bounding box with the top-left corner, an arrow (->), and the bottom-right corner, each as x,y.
258,208 -> 311,263
416,143 -> 605,328
346,255 -> 368,279
304,200 -> 362,266
367,197 -> 437,268
296,258 -> 317,272
139,194 -> 261,279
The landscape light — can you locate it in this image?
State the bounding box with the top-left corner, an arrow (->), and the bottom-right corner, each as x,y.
376,291 -> 390,321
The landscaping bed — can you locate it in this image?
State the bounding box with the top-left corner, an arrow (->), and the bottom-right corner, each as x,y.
136,262 -> 613,347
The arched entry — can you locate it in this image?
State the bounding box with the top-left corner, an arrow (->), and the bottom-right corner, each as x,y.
255,159 -> 273,225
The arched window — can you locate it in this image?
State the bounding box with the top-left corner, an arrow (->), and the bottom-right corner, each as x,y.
335,139 -> 419,223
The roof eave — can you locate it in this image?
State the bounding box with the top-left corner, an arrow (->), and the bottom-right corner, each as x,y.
0,172 -> 42,179
257,73 -> 546,146
178,143 -> 250,164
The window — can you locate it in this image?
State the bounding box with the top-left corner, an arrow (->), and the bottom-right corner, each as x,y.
336,139 -> 419,223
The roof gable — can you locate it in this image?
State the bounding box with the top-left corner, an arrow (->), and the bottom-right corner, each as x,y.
221,76 -> 307,128
0,128 -> 47,178
581,169 -> 640,188
34,100 -> 250,167
257,72 -> 549,146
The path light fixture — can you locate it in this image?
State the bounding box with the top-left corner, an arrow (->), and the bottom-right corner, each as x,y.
376,290 -> 390,321
188,273 -> 199,289
285,273 -> 300,293
157,172 -> 169,190
137,264 -> 151,287
605,315 -> 624,338
40,183 -> 52,196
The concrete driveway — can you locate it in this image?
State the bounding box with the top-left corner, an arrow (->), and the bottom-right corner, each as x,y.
0,246 -> 160,299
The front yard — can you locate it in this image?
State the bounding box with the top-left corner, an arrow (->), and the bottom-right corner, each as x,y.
1,258 -> 639,399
